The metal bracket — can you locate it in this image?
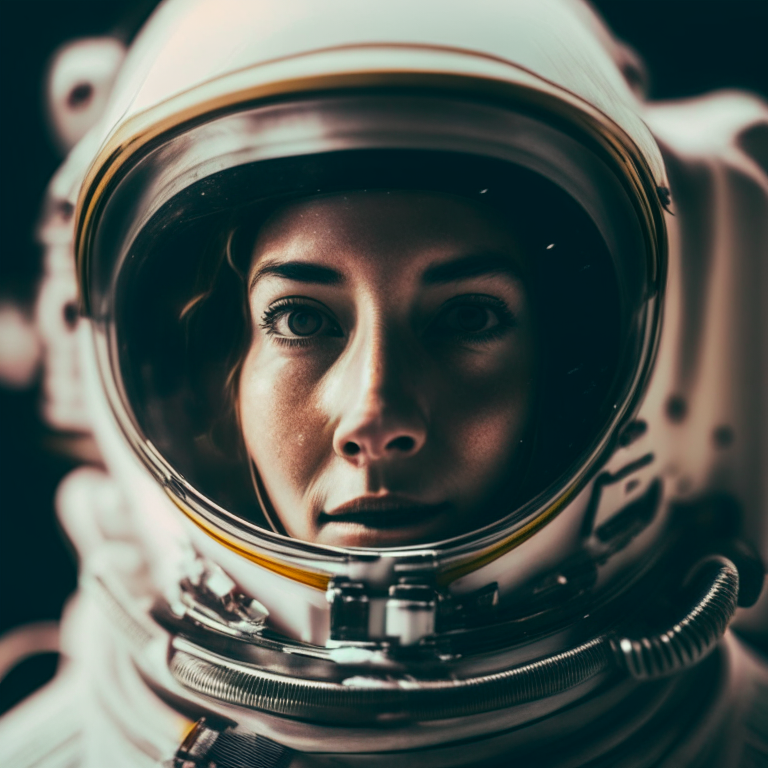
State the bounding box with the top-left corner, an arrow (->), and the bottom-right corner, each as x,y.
385,582 -> 436,645
326,579 -> 370,643
327,578 -> 441,647
326,577 -> 508,647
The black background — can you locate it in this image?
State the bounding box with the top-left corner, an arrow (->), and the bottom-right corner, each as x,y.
1,0 -> 767,713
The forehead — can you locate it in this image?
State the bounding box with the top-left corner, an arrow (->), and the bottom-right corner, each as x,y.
249,190 -> 526,271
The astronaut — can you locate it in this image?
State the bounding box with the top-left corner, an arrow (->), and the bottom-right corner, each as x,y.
1,0 -> 768,766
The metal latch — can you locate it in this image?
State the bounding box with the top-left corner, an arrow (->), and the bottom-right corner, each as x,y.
327,578 -> 438,646
385,582 -> 436,645
327,579 -> 370,642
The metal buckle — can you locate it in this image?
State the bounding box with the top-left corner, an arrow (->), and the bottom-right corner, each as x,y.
170,717 -> 292,768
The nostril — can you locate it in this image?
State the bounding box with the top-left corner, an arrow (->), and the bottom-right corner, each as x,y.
343,442 -> 361,456
387,436 -> 416,453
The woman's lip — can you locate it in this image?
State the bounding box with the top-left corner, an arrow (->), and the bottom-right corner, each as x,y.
319,496 -> 449,529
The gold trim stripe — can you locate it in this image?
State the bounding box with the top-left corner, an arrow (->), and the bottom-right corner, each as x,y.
168,491 -> 332,591
75,55 -> 661,311
169,484 -> 573,592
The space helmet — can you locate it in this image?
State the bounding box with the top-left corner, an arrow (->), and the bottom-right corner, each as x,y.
66,0 -> 760,759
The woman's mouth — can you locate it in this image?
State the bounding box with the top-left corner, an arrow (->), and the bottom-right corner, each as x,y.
318,496 -> 451,543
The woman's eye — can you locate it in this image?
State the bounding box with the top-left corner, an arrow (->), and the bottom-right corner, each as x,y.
262,301 -> 341,342
429,296 -> 516,343
442,305 -> 499,333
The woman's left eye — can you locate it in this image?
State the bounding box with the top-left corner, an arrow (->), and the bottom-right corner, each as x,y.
440,305 -> 499,333
283,308 -> 324,336
431,297 -> 514,341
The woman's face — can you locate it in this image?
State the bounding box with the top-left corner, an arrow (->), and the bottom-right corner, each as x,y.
239,191 -> 537,547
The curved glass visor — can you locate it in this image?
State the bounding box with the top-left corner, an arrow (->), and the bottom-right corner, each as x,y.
84,93 -> 655,552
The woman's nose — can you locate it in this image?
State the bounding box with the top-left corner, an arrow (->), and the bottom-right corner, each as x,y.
333,408 -> 426,465
331,331 -> 427,466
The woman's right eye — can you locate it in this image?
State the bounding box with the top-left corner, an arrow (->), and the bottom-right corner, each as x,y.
261,301 -> 342,343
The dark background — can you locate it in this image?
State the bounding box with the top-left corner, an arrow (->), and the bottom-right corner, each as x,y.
1,0 -> 767,714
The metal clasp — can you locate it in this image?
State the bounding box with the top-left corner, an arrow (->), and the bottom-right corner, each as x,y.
327,579 -> 370,643
169,717 -> 292,768
327,577 -> 439,647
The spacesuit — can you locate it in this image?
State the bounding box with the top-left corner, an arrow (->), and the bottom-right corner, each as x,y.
1,0 -> 767,766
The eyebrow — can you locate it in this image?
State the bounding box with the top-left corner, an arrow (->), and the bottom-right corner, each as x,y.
249,260 -> 345,291
422,252 -> 523,286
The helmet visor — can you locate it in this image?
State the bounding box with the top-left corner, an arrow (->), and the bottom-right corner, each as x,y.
84,92 -> 656,551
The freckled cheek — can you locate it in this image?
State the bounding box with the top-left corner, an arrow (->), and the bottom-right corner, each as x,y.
239,347 -> 331,494
437,343 -> 536,475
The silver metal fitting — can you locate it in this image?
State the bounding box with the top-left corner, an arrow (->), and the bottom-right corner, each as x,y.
327,579 -> 370,643
327,578 -> 439,646
385,583 -> 436,645
178,558 -> 268,639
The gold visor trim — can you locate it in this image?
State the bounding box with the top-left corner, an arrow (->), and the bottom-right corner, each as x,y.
168,491 -> 332,592
168,484 -> 573,592
75,45 -> 663,312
